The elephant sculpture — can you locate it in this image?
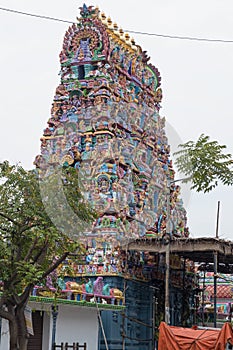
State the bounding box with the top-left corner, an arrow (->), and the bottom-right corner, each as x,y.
110,288 -> 123,298
66,281 -> 83,292
110,288 -> 124,305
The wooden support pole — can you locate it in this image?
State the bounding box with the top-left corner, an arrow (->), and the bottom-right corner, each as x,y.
202,270 -> 206,326
215,201 -> 220,239
165,181 -> 171,324
214,201 -> 220,328
214,251 -> 218,328
182,259 -> 186,325
165,242 -> 170,324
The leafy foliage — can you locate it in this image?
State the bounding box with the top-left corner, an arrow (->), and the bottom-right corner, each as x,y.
174,134 -> 233,193
0,161 -> 95,349
39,165 -> 95,236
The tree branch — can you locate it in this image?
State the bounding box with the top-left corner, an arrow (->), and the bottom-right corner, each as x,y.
0,294 -> 7,309
23,236 -> 39,262
18,222 -> 43,235
0,225 -> 11,234
41,252 -> 70,279
0,212 -> 18,226
18,285 -> 34,305
32,237 -> 49,264
0,295 -> 15,321
0,307 -> 14,322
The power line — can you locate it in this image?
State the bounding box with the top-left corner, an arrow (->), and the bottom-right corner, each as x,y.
0,6 -> 73,24
1,6 -> 233,44
127,29 -> 233,43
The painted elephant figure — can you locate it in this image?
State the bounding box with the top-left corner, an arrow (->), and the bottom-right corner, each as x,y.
110,288 -> 123,298
66,281 -> 83,292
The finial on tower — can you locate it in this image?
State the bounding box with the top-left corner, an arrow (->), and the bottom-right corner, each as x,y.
79,4 -> 98,18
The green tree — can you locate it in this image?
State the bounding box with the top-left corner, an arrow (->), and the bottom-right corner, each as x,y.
174,134 -> 233,192
0,161 -> 95,350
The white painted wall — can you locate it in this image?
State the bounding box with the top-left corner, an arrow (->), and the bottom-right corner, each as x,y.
0,303 -> 99,350
42,311 -> 51,350
0,319 -> 9,350
55,305 -> 99,350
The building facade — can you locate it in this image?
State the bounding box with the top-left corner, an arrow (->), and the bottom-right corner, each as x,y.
1,4 -> 195,350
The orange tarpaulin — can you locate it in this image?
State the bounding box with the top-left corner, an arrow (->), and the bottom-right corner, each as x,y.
158,322 -> 233,350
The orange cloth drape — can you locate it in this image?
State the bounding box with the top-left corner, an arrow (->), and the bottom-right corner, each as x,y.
158,322 -> 233,350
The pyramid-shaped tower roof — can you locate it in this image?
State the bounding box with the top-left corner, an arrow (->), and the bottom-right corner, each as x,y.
35,4 -> 189,244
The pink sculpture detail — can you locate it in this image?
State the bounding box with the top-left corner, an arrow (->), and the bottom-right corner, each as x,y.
93,276 -> 104,295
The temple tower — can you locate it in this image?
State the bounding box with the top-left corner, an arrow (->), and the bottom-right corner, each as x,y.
36,4 -> 188,243
35,5 -> 192,349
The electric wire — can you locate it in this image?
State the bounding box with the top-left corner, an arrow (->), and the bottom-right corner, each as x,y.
0,6 -> 74,24
121,332 -> 152,342
127,29 -> 233,43
1,6 -> 233,44
123,313 -> 153,328
127,316 -> 153,328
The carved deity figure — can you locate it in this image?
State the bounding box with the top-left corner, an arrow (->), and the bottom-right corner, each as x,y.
93,276 -> 104,295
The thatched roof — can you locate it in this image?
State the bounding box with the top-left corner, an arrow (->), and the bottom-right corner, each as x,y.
126,237 -> 233,273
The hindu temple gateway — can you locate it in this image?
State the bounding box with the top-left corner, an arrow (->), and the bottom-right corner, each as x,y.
33,4 -> 196,349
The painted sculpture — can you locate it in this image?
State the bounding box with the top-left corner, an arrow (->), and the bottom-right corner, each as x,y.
31,276 -> 124,305
35,4 -> 189,283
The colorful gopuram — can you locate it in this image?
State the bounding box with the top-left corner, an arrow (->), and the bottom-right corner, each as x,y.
35,4 -> 188,243
34,5 -> 193,349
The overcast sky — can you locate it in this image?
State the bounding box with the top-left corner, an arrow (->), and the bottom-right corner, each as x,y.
0,0 -> 233,239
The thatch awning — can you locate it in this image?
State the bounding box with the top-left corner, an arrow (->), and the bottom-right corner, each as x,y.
126,237 -> 233,273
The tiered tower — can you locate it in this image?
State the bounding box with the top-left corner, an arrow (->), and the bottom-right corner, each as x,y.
35,4 -> 188,244
35,5 -> 192,349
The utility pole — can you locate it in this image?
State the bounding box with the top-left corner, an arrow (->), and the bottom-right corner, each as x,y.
214,201 -> 220,328
165,179 -> 171,324
165,243 -> 170,324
